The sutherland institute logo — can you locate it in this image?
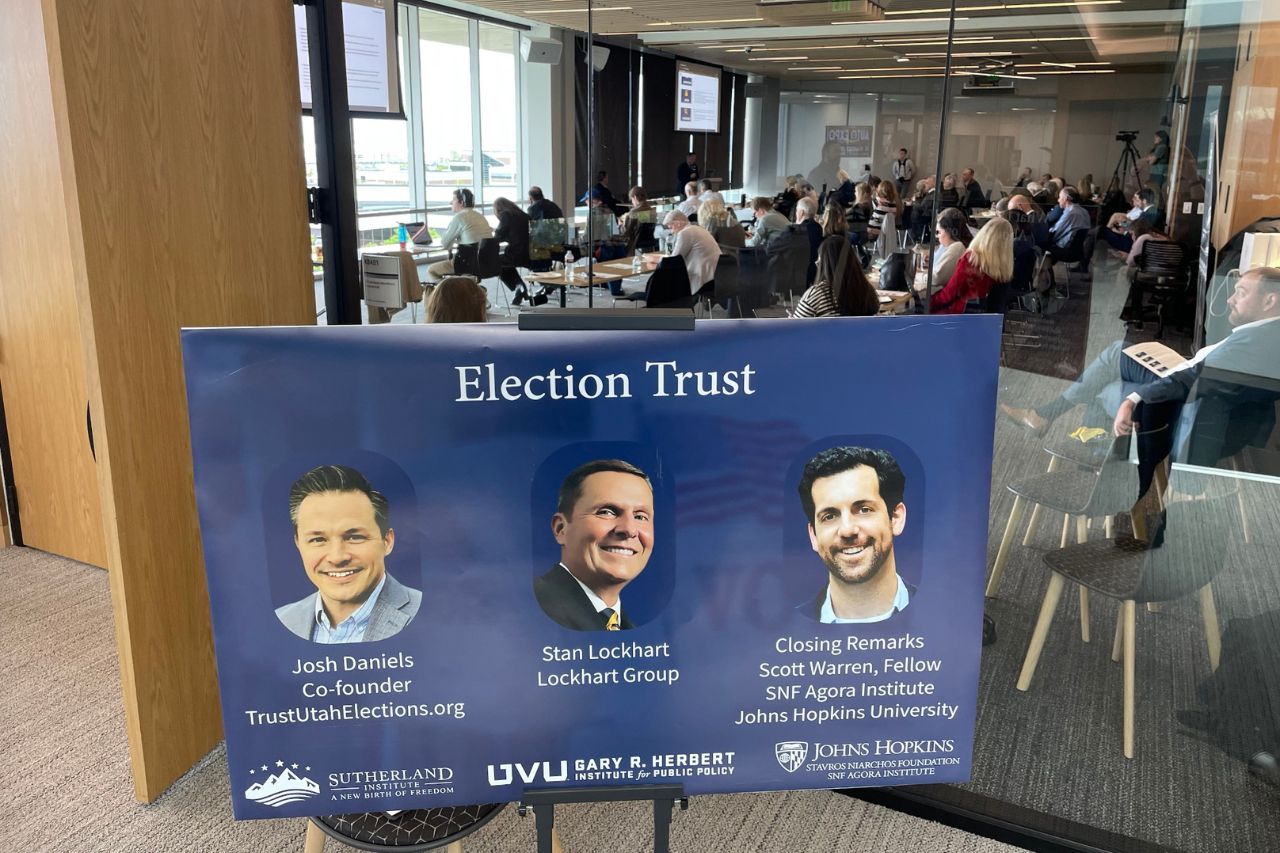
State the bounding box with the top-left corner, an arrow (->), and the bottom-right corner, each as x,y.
775,741 -> 808,773
244,759 -> 321,807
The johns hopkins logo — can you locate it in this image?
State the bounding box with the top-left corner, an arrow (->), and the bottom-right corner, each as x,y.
775,741 -> 808,773
244,759 -> 321,807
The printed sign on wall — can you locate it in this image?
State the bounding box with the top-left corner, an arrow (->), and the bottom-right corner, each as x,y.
825,125 -> 874,159
182,317 -> 1001,818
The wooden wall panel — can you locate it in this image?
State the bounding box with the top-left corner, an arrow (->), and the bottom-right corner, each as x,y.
0,0 -> 106,567
46,0 -> 315,801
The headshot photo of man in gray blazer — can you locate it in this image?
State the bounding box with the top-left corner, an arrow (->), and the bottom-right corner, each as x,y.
275,465 -> 421,643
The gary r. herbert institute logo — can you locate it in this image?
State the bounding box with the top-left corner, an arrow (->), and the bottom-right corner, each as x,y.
775,741 -> 808,773
244,759 -> 321,807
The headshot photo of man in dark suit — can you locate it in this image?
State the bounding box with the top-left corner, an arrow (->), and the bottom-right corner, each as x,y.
534,459 -> 654,631
796,446 -> 913,624
276,465 -> 422,643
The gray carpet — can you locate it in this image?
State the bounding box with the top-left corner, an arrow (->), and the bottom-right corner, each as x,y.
0,546 -> 1016,852
961,254 -> 1280,851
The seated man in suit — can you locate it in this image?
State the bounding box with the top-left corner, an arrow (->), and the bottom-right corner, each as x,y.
796,447 -> 913,624
1001,267 -> 1280,493
534,460 -> 655,631
276,465 -> 422,643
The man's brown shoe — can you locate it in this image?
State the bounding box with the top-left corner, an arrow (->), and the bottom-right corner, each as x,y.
999,403 -> 1049,436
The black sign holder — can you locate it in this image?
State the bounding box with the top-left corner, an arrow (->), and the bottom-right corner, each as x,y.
519,784 -> 688,853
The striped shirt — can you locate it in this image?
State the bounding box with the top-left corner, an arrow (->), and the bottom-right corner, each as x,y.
793,281 -> 839,317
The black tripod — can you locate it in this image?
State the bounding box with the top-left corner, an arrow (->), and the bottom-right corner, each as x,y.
1106,137 -> 1145,197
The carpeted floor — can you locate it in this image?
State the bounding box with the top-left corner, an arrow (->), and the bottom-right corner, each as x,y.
0,547 -> 1017,852
947,253 -> 1280,851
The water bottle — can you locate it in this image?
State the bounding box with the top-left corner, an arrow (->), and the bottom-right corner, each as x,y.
632,253 -> 642,273
565,249 -> 576,281
397,224 -> 407,250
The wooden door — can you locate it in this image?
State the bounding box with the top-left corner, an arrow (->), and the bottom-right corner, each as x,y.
0,0 -> 106,567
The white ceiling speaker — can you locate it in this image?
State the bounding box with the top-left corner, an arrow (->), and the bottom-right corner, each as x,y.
589,45 -> 610,71
521,36 -> 562,65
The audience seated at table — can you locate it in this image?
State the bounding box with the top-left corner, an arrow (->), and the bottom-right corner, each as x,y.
1004,210 -> 1041,297
427,276 -> 488,323
938,173 -> 961,210
581,170 -> 624,217
620,186 -> 654,225
1007,194 -> 1050,248
662,210 -> 721,296
698,178 -> 725,206
820,201 -> 850,241
1047,187 -> 1091,260
868,181 -> 902,237
774,176 -> 801,221
1118,219 -> 1173,325
492,196 -> 540,305
832,169 -> 855,207
427,188 -> 494,283
794,197 -> 824,285
1100,188 -> 1165,254
1014,167 -> 1034,188
930,216 -> 1013,314
792,236 -> 880,318
850,182 -> 874,224
959,167 -> 988,210
698,198 -> 745,249
746,196 -> 790,248
526,186 -> 563,221
677,181 -> 699,218
930,207 -> 970,294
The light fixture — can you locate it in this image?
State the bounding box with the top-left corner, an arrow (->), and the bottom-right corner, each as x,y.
646,17 -> 764,25
527,6 -> 632,12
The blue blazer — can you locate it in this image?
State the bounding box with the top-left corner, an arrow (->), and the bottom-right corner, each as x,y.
275,572 -> 421,642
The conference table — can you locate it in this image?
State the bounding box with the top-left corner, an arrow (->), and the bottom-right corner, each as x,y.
527,253 -> 662,306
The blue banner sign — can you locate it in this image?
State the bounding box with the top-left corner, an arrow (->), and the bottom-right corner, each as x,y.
182,316 -> 1000,818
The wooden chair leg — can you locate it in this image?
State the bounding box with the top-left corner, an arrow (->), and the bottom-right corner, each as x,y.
1199,583 -> 1222,671
1074,516 -> 1089,642
444,843 -> 463,853
1123,599 -> 1137,759
1059,513 -> 1071,548
304,820 -> 326,853
1018,573 -> 1065,691
1111,612 -> 1123,662
986,495 -> 1027,597
1238,488 -> 1251,544
1104,514 -> 1115,538
1021,457 -> 1060,546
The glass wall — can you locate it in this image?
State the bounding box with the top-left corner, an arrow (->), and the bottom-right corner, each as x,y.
571,0 -> 1280,850
299,0 -> 1280,842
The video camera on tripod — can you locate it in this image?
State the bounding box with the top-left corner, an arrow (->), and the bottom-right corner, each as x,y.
1105,132 -> 1144,195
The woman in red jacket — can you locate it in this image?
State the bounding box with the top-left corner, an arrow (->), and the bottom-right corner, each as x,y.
929,216 -> 1014,314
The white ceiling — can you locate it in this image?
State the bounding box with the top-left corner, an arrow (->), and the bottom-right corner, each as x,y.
464,0 -> 1187,80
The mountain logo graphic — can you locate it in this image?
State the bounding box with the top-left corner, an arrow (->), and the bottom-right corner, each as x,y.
244,764 -> 321,808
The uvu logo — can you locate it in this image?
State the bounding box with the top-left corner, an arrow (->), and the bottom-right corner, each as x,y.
487,760 -> 569,786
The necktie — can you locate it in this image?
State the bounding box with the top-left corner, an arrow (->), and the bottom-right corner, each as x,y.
601,608 -> 620,631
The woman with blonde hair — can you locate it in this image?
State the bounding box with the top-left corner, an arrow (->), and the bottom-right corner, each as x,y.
697,197 -> 745,248
929,216 -> 1014,314
427,276 -> 488,323
793,235 -> 880,318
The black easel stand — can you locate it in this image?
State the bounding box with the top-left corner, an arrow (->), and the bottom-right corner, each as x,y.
514,308 -> 693,853
518,784 -> 688,853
